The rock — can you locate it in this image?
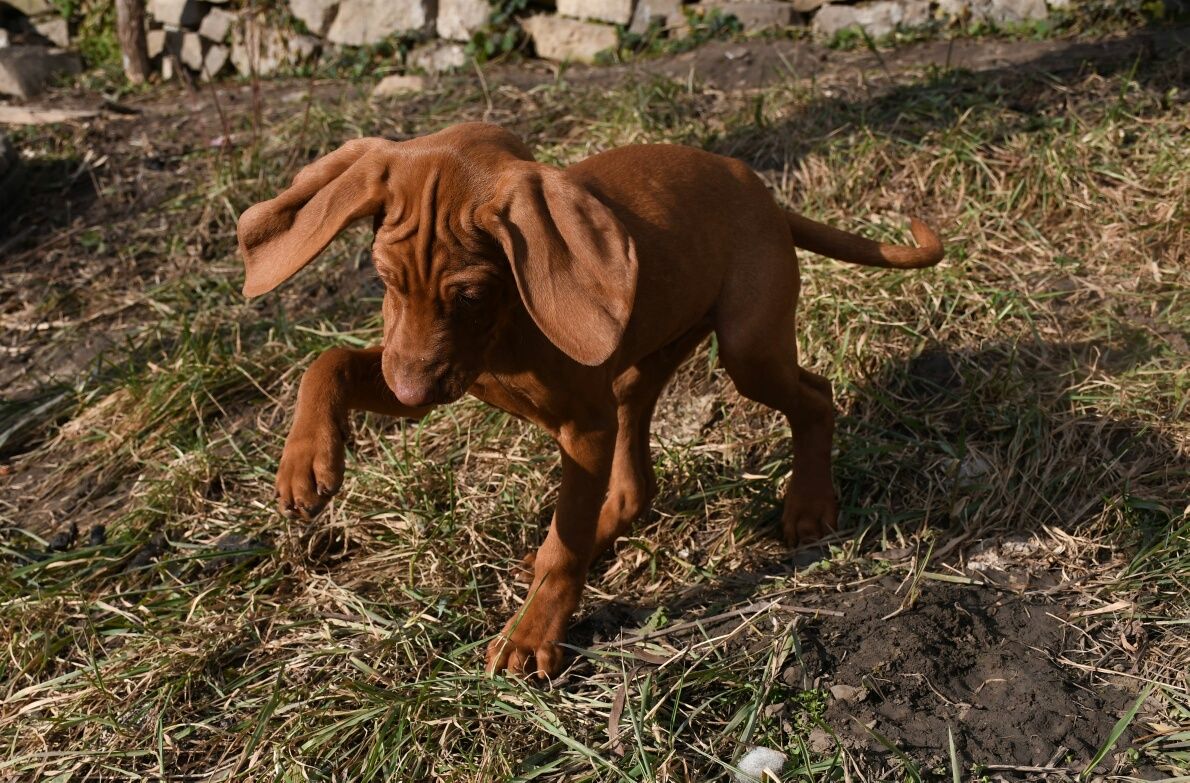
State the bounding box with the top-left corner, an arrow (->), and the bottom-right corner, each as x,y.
180,31 -> 203,70
808,727 -> 835,753
791,0 -> 826,10
522,15 -> 618,63
812,0 -> 920,37
31,15 -> 70,47
901,0 -> 930,26
230,17 -> 286,76
199,7 -> 236,42
230,18 -> 317,76
0,46 -> 81,98
828,683 -> 868,703
147,28 -> 167,58
287,34 -> 319,62
326,0 -> 430,46
436,0 -> 489,41
938,0 -> 1047,22
148,0 -> 204,28
558,0 -> 635,25
628,0 -> 685,35
202,42 -> 228,78
694,1 -> 798,31
4,0 -> 53,15
410,41 -> 467,73
289,0 -> 340,36
372,73 -> 426,97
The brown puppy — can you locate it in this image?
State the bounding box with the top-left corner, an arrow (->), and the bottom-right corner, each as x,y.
238,122 -> 943,678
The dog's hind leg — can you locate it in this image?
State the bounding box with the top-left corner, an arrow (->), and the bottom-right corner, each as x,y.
714,258 -> 838,546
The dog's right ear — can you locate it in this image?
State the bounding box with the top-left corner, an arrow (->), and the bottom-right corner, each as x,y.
238,138 -> 398,297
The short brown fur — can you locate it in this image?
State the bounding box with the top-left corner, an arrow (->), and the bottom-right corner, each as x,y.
238,122 -> 943,678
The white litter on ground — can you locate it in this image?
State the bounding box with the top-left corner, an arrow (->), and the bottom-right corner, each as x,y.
735,746 -> 788,782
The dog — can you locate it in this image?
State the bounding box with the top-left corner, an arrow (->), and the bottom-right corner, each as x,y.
238,122 -> 943,678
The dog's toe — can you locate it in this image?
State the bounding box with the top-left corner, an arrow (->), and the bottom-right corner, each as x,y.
275,426 -> 345,520
782,494 -> 838,547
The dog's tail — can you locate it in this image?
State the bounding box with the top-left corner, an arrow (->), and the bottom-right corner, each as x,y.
786,211 -> 944,269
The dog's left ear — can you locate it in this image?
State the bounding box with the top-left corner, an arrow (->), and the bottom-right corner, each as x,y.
479,163 -> 638,366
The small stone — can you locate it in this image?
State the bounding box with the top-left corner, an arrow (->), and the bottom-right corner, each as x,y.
148,0 -> 204,28
289,0 -> 340,35
436,0 -> 489,41
808,727 -> 834,753
179,31 -> 204,70
409,41 -> 468,73
326,0 -> 430,46
372,73 -> 426,97
558,0 -> 635,25
522,15 -> 619,63
202,42 -> 228,78
198,7 -> 236,42
88,524 -> 107,546
0,30 -> 9,48
694,1 -> 798,31
829,683 -> 868,703
31,14 -> 70,47
0,46 -> 81,98
162,54 -> 175,80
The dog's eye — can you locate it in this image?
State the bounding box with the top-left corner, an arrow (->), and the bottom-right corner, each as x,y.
456,286 -> 486,307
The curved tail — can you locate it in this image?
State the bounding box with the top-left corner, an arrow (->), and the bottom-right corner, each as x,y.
786,211 -> 944,269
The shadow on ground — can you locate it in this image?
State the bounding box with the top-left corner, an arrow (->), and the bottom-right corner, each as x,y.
712,25 -> 1189,171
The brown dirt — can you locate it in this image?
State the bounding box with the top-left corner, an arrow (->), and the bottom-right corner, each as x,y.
488,25 -> 1188,91
788,580 -> 1135,773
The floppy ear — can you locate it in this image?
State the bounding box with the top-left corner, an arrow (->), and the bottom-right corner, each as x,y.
238,138 -> 398,297
478,163 -> 638,366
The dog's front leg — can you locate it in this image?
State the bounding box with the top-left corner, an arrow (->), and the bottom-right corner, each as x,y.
486,422 -> 615,679
277,346 -> 432,520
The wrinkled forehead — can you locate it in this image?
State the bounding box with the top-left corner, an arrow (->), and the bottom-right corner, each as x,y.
371,151 -> 493,240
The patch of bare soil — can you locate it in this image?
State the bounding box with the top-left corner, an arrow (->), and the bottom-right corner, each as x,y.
490,25 -> 1188,92
791,580 -> 1134,773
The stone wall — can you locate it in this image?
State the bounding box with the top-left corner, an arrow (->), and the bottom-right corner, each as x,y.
0,0 -> 1086,95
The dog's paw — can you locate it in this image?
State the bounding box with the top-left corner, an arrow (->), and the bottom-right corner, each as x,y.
781,492 -> 838,547
276,420 -> 346,520
485,579 -> 575,679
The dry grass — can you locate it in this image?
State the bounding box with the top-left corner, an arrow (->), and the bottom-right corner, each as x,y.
1,22 -> 1187,782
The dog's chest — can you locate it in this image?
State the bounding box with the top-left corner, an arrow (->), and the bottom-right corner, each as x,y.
467,372 -> 565,437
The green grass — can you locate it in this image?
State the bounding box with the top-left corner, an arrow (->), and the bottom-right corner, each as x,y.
1,24 -> 1187,782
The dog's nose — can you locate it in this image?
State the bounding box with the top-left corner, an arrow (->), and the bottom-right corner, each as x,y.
391,374 -> 441,407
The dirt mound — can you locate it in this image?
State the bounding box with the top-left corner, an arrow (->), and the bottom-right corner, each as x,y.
793,581 -> 1134,772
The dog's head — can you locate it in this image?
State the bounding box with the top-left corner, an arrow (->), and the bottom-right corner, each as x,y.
238,123 -> 638,407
